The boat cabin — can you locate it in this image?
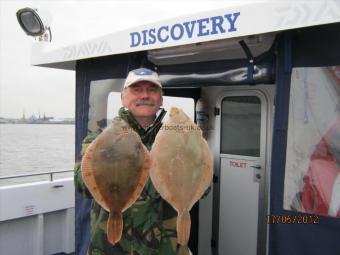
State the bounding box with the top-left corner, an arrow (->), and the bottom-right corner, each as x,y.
9,1 -> 340,255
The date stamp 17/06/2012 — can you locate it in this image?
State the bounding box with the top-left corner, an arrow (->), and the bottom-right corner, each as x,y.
267,214 -> 320,224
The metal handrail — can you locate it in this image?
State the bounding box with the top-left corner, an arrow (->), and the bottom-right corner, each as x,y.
0,169 -> 73,182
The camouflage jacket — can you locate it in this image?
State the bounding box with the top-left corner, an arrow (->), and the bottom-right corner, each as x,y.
74,107 -> 190,255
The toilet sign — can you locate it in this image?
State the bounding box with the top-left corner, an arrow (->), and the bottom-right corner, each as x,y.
229,160 -> 247,168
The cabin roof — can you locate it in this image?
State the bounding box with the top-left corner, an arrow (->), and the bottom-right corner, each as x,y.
31,0 -> 340,70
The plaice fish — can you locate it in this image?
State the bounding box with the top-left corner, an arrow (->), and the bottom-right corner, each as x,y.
150,107 -> 213,246
81,117 -> 150,245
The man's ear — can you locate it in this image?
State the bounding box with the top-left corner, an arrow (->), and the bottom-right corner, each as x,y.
121,92 -> 127,107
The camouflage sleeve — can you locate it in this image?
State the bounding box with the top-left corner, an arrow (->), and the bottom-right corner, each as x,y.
74,131 -> 98,198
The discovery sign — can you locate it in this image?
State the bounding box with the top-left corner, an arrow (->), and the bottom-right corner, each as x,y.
129,12 -> 241,47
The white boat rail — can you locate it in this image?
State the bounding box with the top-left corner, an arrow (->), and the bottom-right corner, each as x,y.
0,169 -> 75,255
0,169 -> 74,182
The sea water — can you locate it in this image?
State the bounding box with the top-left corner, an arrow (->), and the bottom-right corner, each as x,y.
0,124 -> 75,186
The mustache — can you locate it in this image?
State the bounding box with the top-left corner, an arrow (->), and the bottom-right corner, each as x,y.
135,99 -> 156,106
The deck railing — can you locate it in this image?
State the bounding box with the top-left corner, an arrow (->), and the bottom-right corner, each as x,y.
0,169 -> 73,182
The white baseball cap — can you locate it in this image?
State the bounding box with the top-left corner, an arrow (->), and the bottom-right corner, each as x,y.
123,68 -> 162,88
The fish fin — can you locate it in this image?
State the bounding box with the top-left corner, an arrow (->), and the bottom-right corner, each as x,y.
177,209 -> 191,246
107,212 -> 123,245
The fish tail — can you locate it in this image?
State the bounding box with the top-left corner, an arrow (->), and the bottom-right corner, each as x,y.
177,209 -> 191,246
107,212 -> 123,245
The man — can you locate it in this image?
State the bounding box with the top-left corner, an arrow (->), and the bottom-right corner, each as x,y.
74,68 -> 190,255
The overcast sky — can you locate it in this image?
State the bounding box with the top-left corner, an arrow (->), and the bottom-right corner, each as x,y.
0,0 -> 238,118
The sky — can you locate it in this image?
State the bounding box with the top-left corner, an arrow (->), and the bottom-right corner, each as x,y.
0,0 -> 239,119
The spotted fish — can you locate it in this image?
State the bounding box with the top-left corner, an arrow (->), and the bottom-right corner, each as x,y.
150,107 -> 213,245
81,117 -> 150,245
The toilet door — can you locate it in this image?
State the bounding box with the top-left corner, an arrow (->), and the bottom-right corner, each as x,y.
217,90 -> 269,255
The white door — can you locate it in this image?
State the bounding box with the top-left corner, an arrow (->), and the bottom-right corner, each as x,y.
217,90 -> 269,255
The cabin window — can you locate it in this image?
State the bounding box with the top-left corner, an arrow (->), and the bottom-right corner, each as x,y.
284,66 -> 340,218
88,79 -> 124,133
88,79 -> 195,133
220,96 -> 261,156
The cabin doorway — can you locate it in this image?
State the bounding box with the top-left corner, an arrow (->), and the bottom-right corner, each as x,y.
216,89 -> 271,255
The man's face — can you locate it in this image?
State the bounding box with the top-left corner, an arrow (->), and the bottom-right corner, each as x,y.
121,81 -> 163,118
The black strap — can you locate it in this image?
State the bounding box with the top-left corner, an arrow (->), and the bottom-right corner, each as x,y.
239,40 -> 255,85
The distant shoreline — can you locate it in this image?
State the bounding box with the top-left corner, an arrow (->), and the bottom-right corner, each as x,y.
0,122 -> 74,125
